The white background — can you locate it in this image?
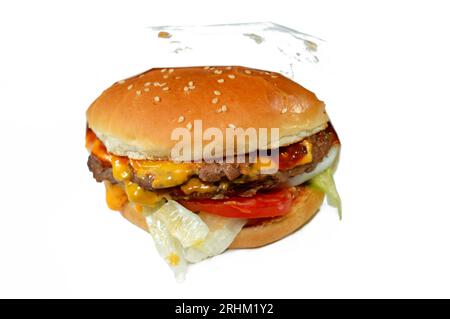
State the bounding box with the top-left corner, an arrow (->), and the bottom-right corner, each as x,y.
1,0 -> 449,298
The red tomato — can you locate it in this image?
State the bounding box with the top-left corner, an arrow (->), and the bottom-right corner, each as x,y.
179,188 -> 294,218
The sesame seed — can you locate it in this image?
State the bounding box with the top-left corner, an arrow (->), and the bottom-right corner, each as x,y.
144,82 -> 152,87
292,105 -> 303,113
139,74 -> 145,78
162,87 -> 169,91
168,68 -> 174,73
244,70 -> 252,74
153,82 -> 160,87
186,122 -> 192,130
127,84 -> 133,90
271,75 -> 279,78
161,68 -> 167,73
160,82 -> 167,87
225,66 -> 232,70
163,74 -> 169,79
136,90 -> 142,96
214,90 -> 221,96
203,66 -> 210,70
227,74 -> 236,79
183,86 -> 189,92
214,69 -> 223,75
175,76 -> 181,79
178,115 -> 185,123
144,88 -> 150,92
118,80 -> 126,84
221,104 -> 227,112
281,107 -> 288,114
212,97 -> 219,104
217,79 -> 224,83
228,123 -> 236,129
188,81 -> 194,87
154,96 -> 161,102
264,72 -> 270,75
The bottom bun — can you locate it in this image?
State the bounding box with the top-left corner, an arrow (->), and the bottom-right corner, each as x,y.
120,186 -> 324,249
229,187 -> 324,248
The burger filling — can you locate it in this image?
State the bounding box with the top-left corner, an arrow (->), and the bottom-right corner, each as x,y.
86,124 -> 341,280
87,125 -> 339,199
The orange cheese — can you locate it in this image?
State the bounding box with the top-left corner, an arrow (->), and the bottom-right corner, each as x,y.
297,140 -> 313,165
124,181 -> 162,207
104,181 -> 128,211
88,131 -> 172,208
130,160 -> 197,189
134,203 -> 143,214
248,156 -> 280,176
180,178 -> 217,195
111,156 -> 132,181
87,129 -> 197,188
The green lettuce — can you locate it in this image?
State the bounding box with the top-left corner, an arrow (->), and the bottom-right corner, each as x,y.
309,168 -> 342,219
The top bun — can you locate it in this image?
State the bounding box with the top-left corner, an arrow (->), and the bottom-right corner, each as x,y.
86,66 -> 329,160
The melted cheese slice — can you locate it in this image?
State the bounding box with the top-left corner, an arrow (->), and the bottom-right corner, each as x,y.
297,140 -> 313,165
87,129 -> 316,210
124,181 -> 163,207
104,181 -> 128,211
249,157 -> 279,176
180,178 -> 217,195
129,160 -> 197,189
86,130 -> 197,188
111,157 -> 132,181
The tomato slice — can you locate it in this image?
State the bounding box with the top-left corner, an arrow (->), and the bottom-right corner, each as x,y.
179,188 -> 294,219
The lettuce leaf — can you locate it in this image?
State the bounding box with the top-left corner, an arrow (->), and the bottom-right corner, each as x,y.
185,213 -> 247,263
146,214 -> 187,282
309,168 -> 342,219
145,200 -> 246,280
154,200 -> 209,248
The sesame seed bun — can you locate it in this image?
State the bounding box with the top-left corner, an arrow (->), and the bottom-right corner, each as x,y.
86,66 -> 329,160
120,186 -> 324,249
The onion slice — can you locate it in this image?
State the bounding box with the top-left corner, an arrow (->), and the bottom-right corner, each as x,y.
287,145 -> 340,187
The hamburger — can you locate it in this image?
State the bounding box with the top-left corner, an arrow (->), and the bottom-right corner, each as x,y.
86,66 -> 341,280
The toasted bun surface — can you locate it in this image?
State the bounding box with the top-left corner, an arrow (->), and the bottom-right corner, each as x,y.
87,66 -> 329,160
120,187 -> 324,249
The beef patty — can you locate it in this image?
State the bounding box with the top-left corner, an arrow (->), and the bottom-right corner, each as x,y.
87,125 -> 339,199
